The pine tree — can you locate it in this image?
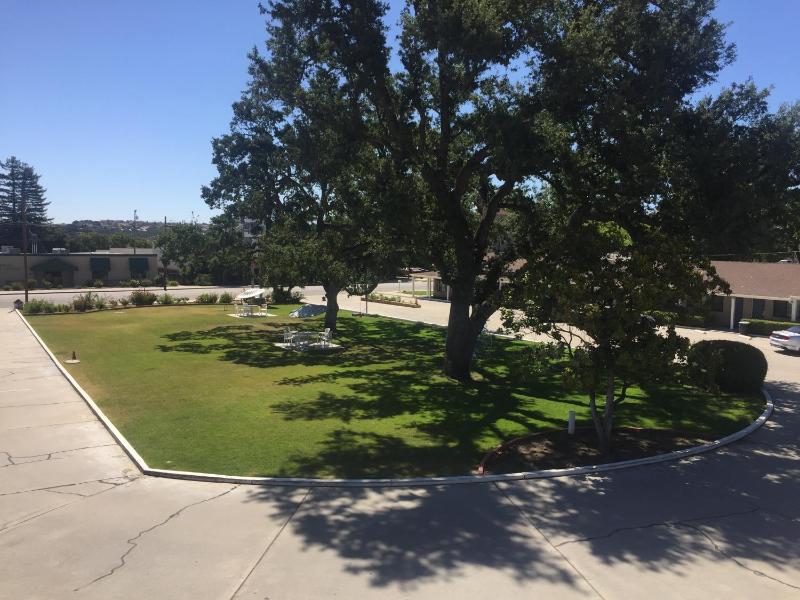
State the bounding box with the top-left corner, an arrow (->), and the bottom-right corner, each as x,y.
19,166 -> 49,224
0,156 -> 50,224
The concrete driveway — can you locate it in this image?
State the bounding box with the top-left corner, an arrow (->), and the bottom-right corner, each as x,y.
1,298 -> 799,599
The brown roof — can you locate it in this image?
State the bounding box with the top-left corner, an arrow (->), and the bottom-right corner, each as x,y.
712,261 -> 800,299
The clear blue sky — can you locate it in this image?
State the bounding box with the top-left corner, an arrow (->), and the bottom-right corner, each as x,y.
1,1 -> 798,224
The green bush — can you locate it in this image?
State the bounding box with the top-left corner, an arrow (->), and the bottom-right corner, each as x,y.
167,280 -> 179,287
92,279 -> 105,288
272,287 -> 303,303
194,274 -> 212,286
745,318 -> 798,336
647,311 -> 707,328
119,298 -> 130,307
129,289 -> 157,306
2,284 -> 10,291
10,282 -> 23,291
157,293 -> 175,305
677,313 -> 707,328
140,278 -> 153,287
687,340 -> 768,393
108,298 -> 119,308
72,292 -> 99,312
218,292 -> 233,304
127,279 -> 141,288
26,279 -> 37,290
195,292 -> 218,304
42,280 -> 54,289
23,299 -> 58,314
93,295 -> 107,310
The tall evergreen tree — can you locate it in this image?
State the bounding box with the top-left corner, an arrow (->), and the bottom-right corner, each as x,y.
0,156 -> 50,224
0,156 -> 50,248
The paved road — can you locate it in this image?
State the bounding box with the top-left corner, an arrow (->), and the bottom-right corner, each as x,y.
1,296 -> 799,599
0,282 -> 406,309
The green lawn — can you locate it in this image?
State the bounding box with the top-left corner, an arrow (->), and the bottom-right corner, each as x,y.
28,305 -> 763,478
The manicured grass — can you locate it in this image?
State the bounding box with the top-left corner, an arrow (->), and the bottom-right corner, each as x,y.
28,306 -> 764,478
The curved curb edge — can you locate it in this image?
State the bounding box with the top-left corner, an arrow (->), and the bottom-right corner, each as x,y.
17,309 -> 774,488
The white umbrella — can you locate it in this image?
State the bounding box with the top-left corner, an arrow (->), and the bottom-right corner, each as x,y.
236,288 -> 265,301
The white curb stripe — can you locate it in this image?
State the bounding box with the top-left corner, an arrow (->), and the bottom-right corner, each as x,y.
17,309 -> 774,488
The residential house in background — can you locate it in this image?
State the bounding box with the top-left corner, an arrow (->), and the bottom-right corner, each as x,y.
709,260 -> 800,329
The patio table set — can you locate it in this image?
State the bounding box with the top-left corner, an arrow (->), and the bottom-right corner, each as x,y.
283,327 -> 334,350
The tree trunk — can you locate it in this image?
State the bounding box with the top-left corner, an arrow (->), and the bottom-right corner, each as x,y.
443,297 -> 488,381
588,373 -> 616,455
323,284 -> 341,330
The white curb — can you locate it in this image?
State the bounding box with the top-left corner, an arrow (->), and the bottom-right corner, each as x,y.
17,309 -> 774,488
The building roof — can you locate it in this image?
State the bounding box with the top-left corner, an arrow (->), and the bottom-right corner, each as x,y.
712,260 -> 800,299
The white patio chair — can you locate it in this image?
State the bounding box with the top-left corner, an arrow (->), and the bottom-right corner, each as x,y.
318,328 -> 332,348
283,327 -> 295,343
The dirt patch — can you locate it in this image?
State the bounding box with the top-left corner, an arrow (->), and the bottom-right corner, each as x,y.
481,428 -> 715,474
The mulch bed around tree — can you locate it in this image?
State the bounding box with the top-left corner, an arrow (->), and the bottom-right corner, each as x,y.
480,428 -> 715,474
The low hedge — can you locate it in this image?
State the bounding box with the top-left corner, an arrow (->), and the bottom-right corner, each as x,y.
647,311 -> 708,328
687,340 -> 767,393
745,318 -> 798,336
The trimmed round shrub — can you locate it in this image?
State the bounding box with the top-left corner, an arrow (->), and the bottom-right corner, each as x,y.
218,292 -> 233,304
687,340 -> 767,393
157,293 -> 175,305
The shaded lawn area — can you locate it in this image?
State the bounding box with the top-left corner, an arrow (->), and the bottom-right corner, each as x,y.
28,305 -> 764,478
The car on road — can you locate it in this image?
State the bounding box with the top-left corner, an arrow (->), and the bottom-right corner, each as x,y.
770,325 -> 800,352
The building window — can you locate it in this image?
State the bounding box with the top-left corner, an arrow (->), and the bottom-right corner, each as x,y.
710,295 -> 724,312
773,300 -> 790,319
752,299 -> 765,319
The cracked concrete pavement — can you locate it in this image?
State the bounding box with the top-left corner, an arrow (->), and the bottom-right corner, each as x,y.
1,297 -> 799,599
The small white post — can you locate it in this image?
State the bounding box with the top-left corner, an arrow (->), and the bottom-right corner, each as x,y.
729,297 -> 737,330
792,298 -> 799,322
567,411 -> 576,435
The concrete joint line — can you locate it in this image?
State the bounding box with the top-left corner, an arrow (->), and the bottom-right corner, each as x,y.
229,488 -> 311,600
494,481 -> 606,600
75,484 -> 239,591
676,520 -> 800,590
0,443 -> 117,469
0,478 -> 137,535
16,309 -> 776,488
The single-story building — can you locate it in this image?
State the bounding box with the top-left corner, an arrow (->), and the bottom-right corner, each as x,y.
0,248 -> 159,287
709,260 -> 800,329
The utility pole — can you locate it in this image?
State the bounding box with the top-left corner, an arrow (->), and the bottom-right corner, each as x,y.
133,209 -> 138,254
163,216 -> 168,292
21,193 -> 28,302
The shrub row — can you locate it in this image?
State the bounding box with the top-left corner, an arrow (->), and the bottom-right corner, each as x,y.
648,311 -> 708,328
743,318 -> 798,336
271,288 -> 304,303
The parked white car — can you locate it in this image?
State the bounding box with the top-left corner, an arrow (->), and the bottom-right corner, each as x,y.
770,326 -> 800,352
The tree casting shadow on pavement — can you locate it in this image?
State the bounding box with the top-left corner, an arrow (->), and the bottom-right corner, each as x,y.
242,382 -> 800,591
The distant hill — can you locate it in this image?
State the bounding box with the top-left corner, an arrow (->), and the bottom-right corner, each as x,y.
57,220 -> 208,241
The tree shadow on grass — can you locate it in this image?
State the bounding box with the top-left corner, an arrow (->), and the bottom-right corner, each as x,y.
243,382 -> 800,593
